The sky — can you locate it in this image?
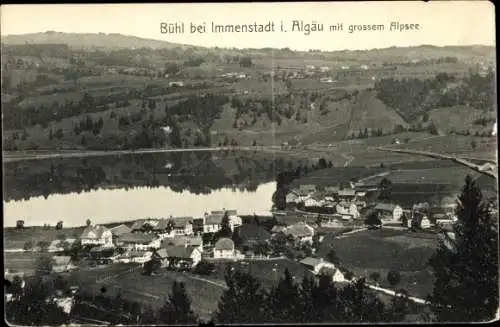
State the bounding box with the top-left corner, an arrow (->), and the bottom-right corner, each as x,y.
0,1 -> 496,51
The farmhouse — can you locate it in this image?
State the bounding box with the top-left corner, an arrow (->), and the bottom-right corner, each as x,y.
80,225 -> 113,246
204,210 -> 242,233
162,244 -> 202,269
235,224 -> 271,248
304,195 -> 322,208
118,233 -> 161,251
168,216 -> 194,236
213,238 -> 237,260
374,203 -> 403,222
110,224 -> 132,237
163,235 -> 203,252
300,257 -> 345,282
89,246 -> 115,264
337,189 -> 356,201
283,222 -> 315,244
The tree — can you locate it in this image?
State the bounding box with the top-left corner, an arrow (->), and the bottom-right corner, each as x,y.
214,211 -> 232,241
142,257 -> 161,276
215,265 -> 266,324
267,269 -> 303,322
35,255 -> 53,275
369,272 -> 381,285
23,241 -> 33,251
5,277 -> 69,326
55,221 -> 63,229
378,178 -> 392,201
386,270 -> 401,287
16,220 -> 24,229
427,175 -> 498,322
326,249 -> 340,265
365,212 -> 382,228
193,260 -> 215,275
158,281 -> 198,324
86,219 -> 91,227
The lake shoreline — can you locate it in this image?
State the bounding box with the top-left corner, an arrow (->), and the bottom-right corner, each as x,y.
3,146 -> 281,163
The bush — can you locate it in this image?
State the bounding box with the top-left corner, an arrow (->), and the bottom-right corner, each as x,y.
387,270 -> 401,287
193,261 -> 215,275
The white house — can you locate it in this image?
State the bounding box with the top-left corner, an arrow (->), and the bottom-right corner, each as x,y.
283,222 -> 315,244
213,238 -> 237,260
169,216 -> 194,236
286,191 -> 300,204
319,66 -> 329,73
118,233 -> 161,251
80,225 -> 113,246
300,257 -> 346,282
304,196 -> 321,208
204,210 -> 242,233
163,245 -> 202,268
374,203 -> 404,223
162,235 -> 203,253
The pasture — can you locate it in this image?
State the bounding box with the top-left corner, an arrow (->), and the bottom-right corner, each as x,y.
318,228 -> 438,299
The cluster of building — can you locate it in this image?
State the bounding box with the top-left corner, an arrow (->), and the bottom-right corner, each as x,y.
285,184 -> 459,230
73,209 -> 244,270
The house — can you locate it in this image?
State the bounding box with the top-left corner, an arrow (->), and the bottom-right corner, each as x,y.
286,191 -> 301,204
319,66 -> 330,73
163,244 -> 202,269
89,246 -> 115,264
300,257 -> 345,282
151,248 -> 169,268
299,184 -> 317,194
304,195 -> 322,208
324,186 -> 340,196
168,81 -> 184,87
319,77 -> 334,83
337,189 -> 356,201
283,222 -> 315,244
80,225 -> 113,246
213,238 -> 237,260
128,251 -> 153,264
305,64 -> 316,71
118,233 -> 161,251
130,219 -> 159,233
168,216 -> 194,236
335,202 -> 359,219
48,240 -> 65,252
235,224 -> 271,248
110,224 -> 132,239
204,210 -> 242,233
162,235 -> 203,252
374,203 -> 403,222
52,256 -> 77,273
320,216 -> 344,228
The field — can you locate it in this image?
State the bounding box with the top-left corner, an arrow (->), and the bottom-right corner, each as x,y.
4,226 -> 85,249
318,228 -> 439,299
63,264 -> 224,321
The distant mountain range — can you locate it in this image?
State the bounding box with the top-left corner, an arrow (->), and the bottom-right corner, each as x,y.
1,31 -> 495,60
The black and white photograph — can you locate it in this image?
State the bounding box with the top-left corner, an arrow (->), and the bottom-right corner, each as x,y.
2,1 -> 498,325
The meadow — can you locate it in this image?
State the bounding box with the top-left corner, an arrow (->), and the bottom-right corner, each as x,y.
318,228 -> 439,299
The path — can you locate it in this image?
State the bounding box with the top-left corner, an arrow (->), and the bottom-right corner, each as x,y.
365,283 -> 427,305
186,275 -> 228,290
2,146 -> 267,163
334,227 -> 368,239
376,147 -> 497,179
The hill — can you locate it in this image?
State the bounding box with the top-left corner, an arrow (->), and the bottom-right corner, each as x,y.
1,31 -> 190,50
2,32 -> 495,61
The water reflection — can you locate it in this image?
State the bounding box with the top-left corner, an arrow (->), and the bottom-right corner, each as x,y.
3,150 -> 306,227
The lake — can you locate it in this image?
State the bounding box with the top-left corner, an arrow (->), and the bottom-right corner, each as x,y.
2,150 -> 308,227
